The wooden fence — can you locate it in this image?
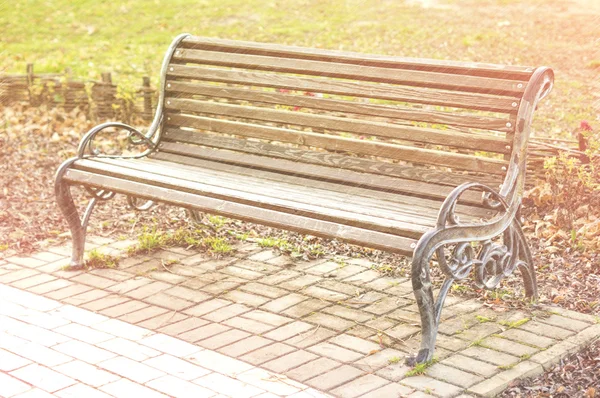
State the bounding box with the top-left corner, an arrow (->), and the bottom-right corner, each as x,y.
0,64 -> 155,121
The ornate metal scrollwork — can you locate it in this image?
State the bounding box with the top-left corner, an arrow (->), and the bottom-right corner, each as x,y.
127,196 -> 154,211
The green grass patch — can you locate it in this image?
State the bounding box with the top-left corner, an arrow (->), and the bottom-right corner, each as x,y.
85,248 -> 119,269
499,318 -> 530,329
405,357 -> 437,377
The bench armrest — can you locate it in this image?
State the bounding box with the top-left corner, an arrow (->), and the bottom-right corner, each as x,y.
76,121 -> 159,159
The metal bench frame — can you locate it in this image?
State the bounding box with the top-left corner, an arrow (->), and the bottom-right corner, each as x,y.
55,34 -> 554,364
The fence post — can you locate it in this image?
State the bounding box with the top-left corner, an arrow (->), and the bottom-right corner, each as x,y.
26,63 -> 36,106
142,76 -> 153,120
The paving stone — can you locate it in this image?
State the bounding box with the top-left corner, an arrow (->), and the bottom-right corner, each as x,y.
27,279 -> 73,295
168,265 -> 207,278
179,323 -> 231,343
323,305 -> 374,323
136,311 -> 188,331
107,277 -> 154,294
139,333 -> 203,358
221,265 -> 264,280
375,363 -> 412,382
329,334 -> 381,355
219,335 -> 273,357
461,346 -> 520,367
186,349 -> 254,377
179,253 -> 210,266
71,273 -> 117,289
54,360 -> 120,387
455,322 -> 502,343
346,325 -> 377,339
266,255 -> 294,266
54,323 -> 114,344
285,357 -> 341,382
6,256 -> 47,268
2,318 -> 70,347
279,274 -> 322,291
44,284 -> 94,300
567,324 -> 600,347
0,348 -> 32,371
198,328 -> 250,349
529,340 -> 578,370
261,293 -> 309,312
480,336 -> 538,358
441,354 -> 500,378
517,320 -> 574,340
10,363 -> 76,393
119,305 -> 170,324
426,363 -> 484,388
282,298 -> 331,318
30,251 -> 66,263
354,348 -> 406,371
11,274 -> 56,289
539,305 -> 599,324
199,278 -> 245,295
202,303 -> 252,322
342,270 -> 382,285
143,291 -> 196,311
159,317 -> 209,335
240,342 -> 296,365
49,304 -> 107,326
126,281 -> 172,300
194,372 -> 266,398
223,316 -> 277,334
223,289 -> 272,307
304,312 -> 355,331
401,375 -> 462,398
386,323 -> 421,341
330,374 -> 390,398
308,342 -> 363,362
262,350 -> 319,373
98,337 -> 162,361
318,280 -> 363,296
264,321 -> 315,341
259,270 -> 301,285
358,382 -> 414,398
81,295 -> 130,312
498,328 -> 555,348
236,367 -> 305,396
387,308 -> 421,323
147,271 -> 188,285
248,250 -> 279,262
52,340 -> 117,364
467,361 -> 543,397
302,261 -> 340,276
364,296 -> 412,316
100,300 -> 149,317
537,314 -> 590,332
365,316 -> 397,332
285,326 -> 338,349
143,354 -> 210,380
63,289 -> 111,305
241,310 -> 293,327
146,375 -> 216,398
100,378 -> 169,398
183,298 -> 232,317
305,365 -> 365,391
344,291 -> 388,309
435,335 -> 470,352
92,318 -> 153,341
88,268 -> 132,282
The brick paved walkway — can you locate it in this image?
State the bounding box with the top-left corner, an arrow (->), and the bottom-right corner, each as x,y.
1,236 -> 599,397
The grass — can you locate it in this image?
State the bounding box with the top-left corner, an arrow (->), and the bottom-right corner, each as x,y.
127,226 -> 234,256
84,248 -> 119,269
1,0 -> 597,139
499,318 -> 530,329
405,357 -> 438,377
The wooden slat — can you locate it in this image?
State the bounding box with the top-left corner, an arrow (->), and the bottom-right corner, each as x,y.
165,98 -> 509,154
72,159 -> 430,238
89,157 -> 444,228
173,49 -> 525,96
166,80 -> 515,132
161,128 -> 500,187
181,36 -> 534,80
143,153 -> 495,219
164,113 -> 508,174
65,169 -> 417,254
167,65 -> 519,113
157,139 -> 490,205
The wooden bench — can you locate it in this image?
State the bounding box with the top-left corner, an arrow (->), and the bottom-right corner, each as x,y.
55,34 -> 554,364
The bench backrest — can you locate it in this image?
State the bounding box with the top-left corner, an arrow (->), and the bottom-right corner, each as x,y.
157,35 -> 539,189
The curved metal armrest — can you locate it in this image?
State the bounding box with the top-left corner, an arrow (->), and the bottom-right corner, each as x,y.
76,122 -> 158,159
